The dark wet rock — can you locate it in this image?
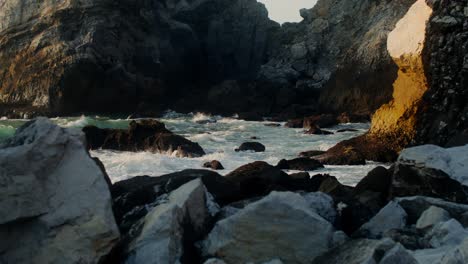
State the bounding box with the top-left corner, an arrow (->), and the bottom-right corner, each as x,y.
250,136 -> 260,140
318,176 -> 354,202
304,114 -> 338,129
235,142 -> 266,152
337,129 -> 359,133
225,161 -> 322,199
305,125 -> 334,135
224,161 -> 290,199
203,160 -> 225,170
299,150 -> 326,158
264,123 -> 281,127
315,134 -> 398,165
83,120 -> 205,158
237,111 -> 264,121
354,166 -> 392,196
336,113 -> 370,124
111,169 -> 239,232
285,118 -> 304,128
276,158 -> 324,171
390,164 -> 468,204
383,228 -> 431,250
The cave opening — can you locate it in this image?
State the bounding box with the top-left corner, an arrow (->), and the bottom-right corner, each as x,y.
256,0 -> 318,24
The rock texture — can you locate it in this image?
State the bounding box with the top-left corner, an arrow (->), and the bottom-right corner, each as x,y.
123,179 -> 212,264
202,191 -> 334,264
0,118 -> 119,263
83,119 -> 205,157
0,0 -> 278,116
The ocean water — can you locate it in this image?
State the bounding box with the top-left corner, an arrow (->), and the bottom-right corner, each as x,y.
0,112 -> 386,186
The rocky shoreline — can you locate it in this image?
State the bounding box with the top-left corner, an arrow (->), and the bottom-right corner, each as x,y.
1,118 -> 467,264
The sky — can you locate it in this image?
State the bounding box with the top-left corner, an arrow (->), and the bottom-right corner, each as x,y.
257,0 -> 318,24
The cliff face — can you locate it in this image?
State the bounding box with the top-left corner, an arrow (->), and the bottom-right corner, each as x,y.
370,0 -> 467,148
369,0 -> 432,147
257,0 -> 417,115
415,0 -> 468,146
0,0 -> 278,116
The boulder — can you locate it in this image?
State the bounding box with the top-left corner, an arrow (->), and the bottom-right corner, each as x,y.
203,160 -> 225,170
357,201 -> 407,238
124,179 -> 212,264
225,161 -> 312,199
235,142 -> 266,152
354,166 -> 392,196
276,158 -> 324,171
396,196 -> 468,225
303,114 -> 338,129
379,243 -> 418,264
390,145 -> 468,203
302,192 -> 337,223
83,120 -> 205,157
0,118 -> 119,264
201,192 -> 335,264
285,118 -> 304,128
111,170 -> 239,230
416,206 -> 451,229
312,238 -> 397,264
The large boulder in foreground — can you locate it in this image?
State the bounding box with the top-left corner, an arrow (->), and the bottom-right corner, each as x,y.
0,118 -> 119,263
201,191 -> 334,263
390,144 -> 468,203
124,179 -> 213,264
83,119 -> 205,157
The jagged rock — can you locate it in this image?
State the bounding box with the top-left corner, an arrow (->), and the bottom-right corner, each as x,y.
201,191 -> 335,264
123,179 -> 212,264
235,142 -> 266,152
276,158 -> 324,171
390,145 -> 468,203
312,238 -> 396,264
111,169 -> 239,231
302,192 -> 337,224
396,196 -> 468,225
285,118 -> 304,128
416,206 -> 451,229
83,119 -> 205,157
357,201 -> 407,239
203,259 -> 227,264
379,243 -> 418,264
0,0 -> 279,116
0,118 -> 119,263
203,160 -> 224,170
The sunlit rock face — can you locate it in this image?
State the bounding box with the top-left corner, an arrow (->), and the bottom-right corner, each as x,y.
370,0 -> 433,146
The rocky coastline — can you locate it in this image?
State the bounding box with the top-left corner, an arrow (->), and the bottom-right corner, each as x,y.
1,117 -> 468,263
0,0 -> 467,263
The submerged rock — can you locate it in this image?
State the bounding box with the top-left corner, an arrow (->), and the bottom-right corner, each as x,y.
305,125 -> 334,135
235,142 -> 266,152
202,191 -> 334,264
83,119 -> 205,157
0,118 -> 119,264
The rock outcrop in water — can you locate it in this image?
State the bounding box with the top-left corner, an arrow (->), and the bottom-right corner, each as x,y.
83,119 -> 205,157
0,118 -> 119,263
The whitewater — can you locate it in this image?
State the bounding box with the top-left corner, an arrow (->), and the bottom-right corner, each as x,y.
0,112 -> 386,185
